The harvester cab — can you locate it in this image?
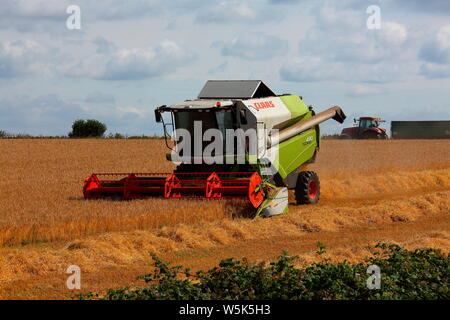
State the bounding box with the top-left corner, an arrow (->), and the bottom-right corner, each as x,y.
84,80 -> 346,217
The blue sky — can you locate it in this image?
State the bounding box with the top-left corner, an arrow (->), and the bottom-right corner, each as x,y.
0,0 -> 449,135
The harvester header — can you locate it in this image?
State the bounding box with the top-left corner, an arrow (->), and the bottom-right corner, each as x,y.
84,80 -> 346,217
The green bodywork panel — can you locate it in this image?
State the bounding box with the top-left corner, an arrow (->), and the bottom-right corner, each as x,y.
270,98 -> 320,179
277,95 -> 311,131
279,95 -> 309,118
273,128 -> 318,179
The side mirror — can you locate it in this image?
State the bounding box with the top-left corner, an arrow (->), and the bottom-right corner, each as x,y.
353,118 -> 357,124
154,109 -> 162,123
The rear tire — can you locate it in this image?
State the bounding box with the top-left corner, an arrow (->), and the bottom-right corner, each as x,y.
295,171 -> 320,205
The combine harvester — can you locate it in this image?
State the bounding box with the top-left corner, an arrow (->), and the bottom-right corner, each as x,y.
83,80 -> 346,217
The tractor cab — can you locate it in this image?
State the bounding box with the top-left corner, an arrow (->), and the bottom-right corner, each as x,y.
357,117 -> 381,128
355,117 -> 385,129
341,117 -> 388,139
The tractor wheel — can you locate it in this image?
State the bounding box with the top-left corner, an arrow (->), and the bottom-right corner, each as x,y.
295,171 -> 320,205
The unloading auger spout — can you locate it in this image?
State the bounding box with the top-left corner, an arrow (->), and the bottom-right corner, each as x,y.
268,106 -> 346,147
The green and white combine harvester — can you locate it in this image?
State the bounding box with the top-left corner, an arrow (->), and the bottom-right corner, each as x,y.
83,80 -> 346,217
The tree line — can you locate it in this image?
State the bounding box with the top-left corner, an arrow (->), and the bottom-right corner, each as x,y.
0,119 -> 163,139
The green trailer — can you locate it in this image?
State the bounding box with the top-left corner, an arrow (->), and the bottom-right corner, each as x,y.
391,121 -> 450,139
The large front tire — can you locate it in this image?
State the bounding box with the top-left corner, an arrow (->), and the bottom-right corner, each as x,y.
295,171 -> 320,205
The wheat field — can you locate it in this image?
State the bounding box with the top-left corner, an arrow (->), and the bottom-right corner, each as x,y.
0,139 -> 449,299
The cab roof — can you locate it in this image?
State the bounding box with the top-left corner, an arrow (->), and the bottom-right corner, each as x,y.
167,99 -> 234,110
197,80 -> 276,99
165,80 -> 280,110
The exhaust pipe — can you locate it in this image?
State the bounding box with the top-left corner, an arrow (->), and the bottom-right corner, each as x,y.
268,106 -> 346,147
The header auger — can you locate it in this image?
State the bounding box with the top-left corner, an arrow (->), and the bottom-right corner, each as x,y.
83,80 -> 346,217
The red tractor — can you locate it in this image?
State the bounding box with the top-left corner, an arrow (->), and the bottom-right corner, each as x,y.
340,117 -> 388,139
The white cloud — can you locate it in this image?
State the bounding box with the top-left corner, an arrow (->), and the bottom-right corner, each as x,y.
280,4 -> 411,83
1,0 -> 68,19
436,25 -> 450,48
279,56 -> 335,82
92,37 -> 117,54
83,0 -> 162,20
0,40 -> 57,78
389,0 -> 450,14
346,84 -> 385,97
195,0 -> 280,24
67,40 -> 195,80
280,54 -> 406,83
0,0 -> 73,33
0,93 -> 156,135
0,94 -> 85,135
379,22 -> 408,46
301,6 -> 409,63
214,32 -> 288,60
419,25 -> 450,64
196,1 -> 255,23
1,0 -> 449,136
419,25 -> 450,78
419,62 -> 450,79
0,36 -> 194,81
84,92 -> 116,104
115,106 -> 148,118
208,61 -> 228,74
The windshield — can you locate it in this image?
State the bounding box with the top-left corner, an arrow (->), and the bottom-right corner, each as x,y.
173,110 -> 234,157
174,110 -> 234,135
359,119 -> 378,128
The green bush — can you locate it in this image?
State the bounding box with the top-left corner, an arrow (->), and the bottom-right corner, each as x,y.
69,119 -> 107,138
0,130 -> 8,138
81,243 -> 449,300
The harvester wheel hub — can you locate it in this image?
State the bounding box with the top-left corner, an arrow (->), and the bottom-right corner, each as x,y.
308,180 -> 317,200
295,171 -> 320,205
